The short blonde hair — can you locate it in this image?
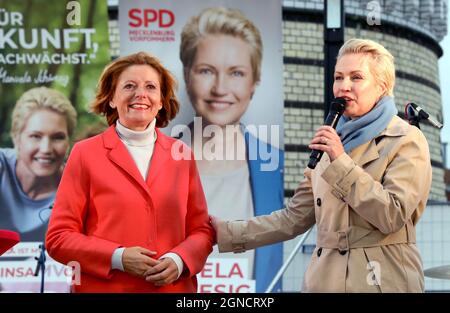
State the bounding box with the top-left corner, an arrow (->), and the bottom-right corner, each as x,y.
180,7 -> 262,83
337,38 -> 395,96
11,87 -> 77,141
91,52 -> 179,128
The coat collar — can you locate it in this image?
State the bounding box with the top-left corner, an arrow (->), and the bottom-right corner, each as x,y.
349,115 -> 408,167
379,115 -> 409,137
102,125 -> 172,194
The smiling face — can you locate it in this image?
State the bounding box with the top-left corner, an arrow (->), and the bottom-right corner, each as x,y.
110,65 -> 163,131
15,109 -> 69,179
333,53 -> 386,119
185,34 -> 257,127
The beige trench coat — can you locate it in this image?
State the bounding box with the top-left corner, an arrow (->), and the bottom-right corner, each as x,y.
217,116 -> 432,292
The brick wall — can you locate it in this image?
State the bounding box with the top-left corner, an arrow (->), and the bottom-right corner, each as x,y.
283,0 -> 448,41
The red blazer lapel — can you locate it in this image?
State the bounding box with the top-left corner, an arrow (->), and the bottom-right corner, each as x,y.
146,128 -> 171,188
102,125 -> 151,197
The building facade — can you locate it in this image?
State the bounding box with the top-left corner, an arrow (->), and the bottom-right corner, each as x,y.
282,0 -> 447,202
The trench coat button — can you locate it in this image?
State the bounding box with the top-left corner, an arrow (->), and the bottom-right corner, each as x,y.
316,198 -> 322,207
339,250 -> 347,255
317,247 -> 322,257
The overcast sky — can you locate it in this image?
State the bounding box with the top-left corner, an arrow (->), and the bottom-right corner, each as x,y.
439,9 -> 450,168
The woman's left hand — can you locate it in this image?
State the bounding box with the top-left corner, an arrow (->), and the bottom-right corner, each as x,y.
144,257 -> 179,286
309,126 -> 344,162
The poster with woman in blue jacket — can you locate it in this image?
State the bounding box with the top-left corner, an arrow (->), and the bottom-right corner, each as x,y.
177,6 -> 284,292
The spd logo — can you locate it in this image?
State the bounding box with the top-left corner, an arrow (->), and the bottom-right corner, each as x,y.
128,8 -> 174,28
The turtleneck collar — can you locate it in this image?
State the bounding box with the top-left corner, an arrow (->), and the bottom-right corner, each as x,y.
115,119 -> 157,147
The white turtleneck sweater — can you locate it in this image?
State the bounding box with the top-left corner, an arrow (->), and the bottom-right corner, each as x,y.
116,118 -> 156,180
111,119 -> 184,279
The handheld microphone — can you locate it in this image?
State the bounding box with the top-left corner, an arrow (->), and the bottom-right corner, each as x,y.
307,97 -> 346,169
409,102 -> 443,129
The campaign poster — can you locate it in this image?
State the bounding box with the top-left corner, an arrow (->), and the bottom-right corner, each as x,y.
119,0 -> 284,292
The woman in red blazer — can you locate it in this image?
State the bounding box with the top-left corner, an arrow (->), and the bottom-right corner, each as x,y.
46,52 -> 214,292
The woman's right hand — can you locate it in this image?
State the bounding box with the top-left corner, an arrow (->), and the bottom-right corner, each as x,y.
122,247 -> 160,278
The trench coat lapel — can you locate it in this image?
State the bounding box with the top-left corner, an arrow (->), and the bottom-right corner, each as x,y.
349,139 -> 380,167
102,125 -> 152,198
349,116 -> 409,167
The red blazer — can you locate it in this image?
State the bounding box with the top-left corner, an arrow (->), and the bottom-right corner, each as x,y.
46,126 -> 214,292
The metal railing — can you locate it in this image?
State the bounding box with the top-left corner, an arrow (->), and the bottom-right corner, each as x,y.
265,227 -> 313,293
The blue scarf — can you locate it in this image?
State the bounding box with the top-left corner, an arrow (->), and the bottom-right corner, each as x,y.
336,96 -> 398,153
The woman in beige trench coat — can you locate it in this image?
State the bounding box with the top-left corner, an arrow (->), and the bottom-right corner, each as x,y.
214,38 -> 432,292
